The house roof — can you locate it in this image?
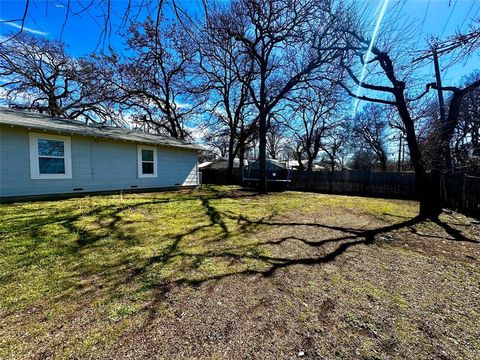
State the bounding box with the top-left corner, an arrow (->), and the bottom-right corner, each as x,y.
285,160 -> 325,170
0,108 -> 204,151
199,157 -> 248,169
248,158 -> 287,169
198,161 -> 213,169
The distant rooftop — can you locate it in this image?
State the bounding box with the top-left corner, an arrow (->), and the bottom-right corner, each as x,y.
0,108 -> 204,151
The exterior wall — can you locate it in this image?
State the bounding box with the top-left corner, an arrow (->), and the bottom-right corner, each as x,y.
0,125 -> 199,198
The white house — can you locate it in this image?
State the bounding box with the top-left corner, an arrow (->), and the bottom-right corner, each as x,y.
0,108 -> 203,201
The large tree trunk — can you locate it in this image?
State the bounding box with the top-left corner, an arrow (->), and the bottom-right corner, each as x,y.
397,95 -> 442,218
227,131 -> 236,183
417,171 -> 442,219
380,155 -> 387,172
258,110 -> 268,193
48,96 -> 62,117
258,61 -> 268,193
307,157 -> 314,172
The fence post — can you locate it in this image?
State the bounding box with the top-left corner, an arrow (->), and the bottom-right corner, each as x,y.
463,173 -> 467,209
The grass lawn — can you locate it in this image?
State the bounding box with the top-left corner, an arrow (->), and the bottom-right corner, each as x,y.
1,186 -> 479,359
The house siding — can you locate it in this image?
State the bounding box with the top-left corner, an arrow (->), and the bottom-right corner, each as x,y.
0,125 -> 199,199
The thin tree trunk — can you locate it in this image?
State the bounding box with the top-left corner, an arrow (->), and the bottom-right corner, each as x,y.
258,110 -> 268,193
227,130 -> 235,183
239,142 -> 245,179
307,157 -> 314,172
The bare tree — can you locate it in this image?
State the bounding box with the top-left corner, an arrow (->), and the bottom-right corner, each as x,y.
283,81 -> 343,171
266,117 -> 286,160
212,0 -> 349,192
352,104 -> 389,172
0,33 -> 115,123
204,128 -> 230,158
451,71 -> 480,172
195,5 -> 256,179
321,121 -> 350,171
338,14 -> 480,218
99,13 -> 204,139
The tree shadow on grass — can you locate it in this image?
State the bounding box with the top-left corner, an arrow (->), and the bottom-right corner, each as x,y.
127,209 -> 434,325
169,215 -> 427,283
135,202 -> 479,303
430,217 -> 479,244
6,187 -> 260,251
58,189 -> 479,303
5,186 -> 478,317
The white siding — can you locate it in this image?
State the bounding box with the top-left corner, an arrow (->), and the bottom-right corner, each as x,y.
0,125 -> 199,198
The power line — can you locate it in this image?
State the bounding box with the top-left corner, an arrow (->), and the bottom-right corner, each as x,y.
459,1 -> 477,31
440,0 -> 458,37
415,0 -> 430,50
472,5 -> 480,22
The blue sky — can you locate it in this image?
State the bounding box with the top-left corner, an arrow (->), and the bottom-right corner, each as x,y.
0,0 -> 479,86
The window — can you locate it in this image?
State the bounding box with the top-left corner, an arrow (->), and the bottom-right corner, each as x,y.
29,133 -> 72,179
137,145 -> 157,178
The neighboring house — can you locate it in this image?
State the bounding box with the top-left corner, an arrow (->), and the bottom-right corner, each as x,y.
286,160 -> 325,171
243,158 -> 291,182
198,158 -> 247,170
0,108 -> 203,201
247,158 -> 287,171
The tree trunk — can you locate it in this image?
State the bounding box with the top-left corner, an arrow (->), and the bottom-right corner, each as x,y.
307,157 -> 314,172
330,148 -> 336,172
239,142 -> 245,179
396,94 -> 442,218
380,156 -> 387,172
48,96 -> 62,117
227,131 -> 235,183
417,171 -> 442,219
258,110 -> 268,193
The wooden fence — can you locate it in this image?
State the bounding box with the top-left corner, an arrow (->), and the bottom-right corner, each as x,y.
291,170 -> 417,199
440,174 -> 480,217
199,168 -> 480,217
200,168 -> 242,185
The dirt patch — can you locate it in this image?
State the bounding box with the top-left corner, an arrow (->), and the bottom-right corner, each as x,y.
94,210 -> 480,359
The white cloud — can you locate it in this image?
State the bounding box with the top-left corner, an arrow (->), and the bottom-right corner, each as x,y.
0,19 -> 48,36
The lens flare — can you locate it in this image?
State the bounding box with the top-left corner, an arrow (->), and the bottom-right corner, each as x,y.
352,0 -> 391,116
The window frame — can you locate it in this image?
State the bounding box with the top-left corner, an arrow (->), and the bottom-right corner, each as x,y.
29,132 -> 72,180
137,145 -> 157,178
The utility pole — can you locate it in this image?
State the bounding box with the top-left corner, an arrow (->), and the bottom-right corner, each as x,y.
432,47 -> 447,124
397,134 -> 402,173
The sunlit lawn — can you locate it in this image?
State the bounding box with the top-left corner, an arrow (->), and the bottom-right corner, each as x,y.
0,186 -> 479,359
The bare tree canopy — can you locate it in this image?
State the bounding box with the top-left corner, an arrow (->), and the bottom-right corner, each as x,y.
338,3 -> 480,218
95,12 -> 206,139
0,33 -> 116,123
281,80 -> 344,171
202,0 -> 351,191
352,104 -> 389,173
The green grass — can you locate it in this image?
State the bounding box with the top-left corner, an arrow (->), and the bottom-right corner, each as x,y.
4,185 -> 475,359
0,186 -> 419,311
